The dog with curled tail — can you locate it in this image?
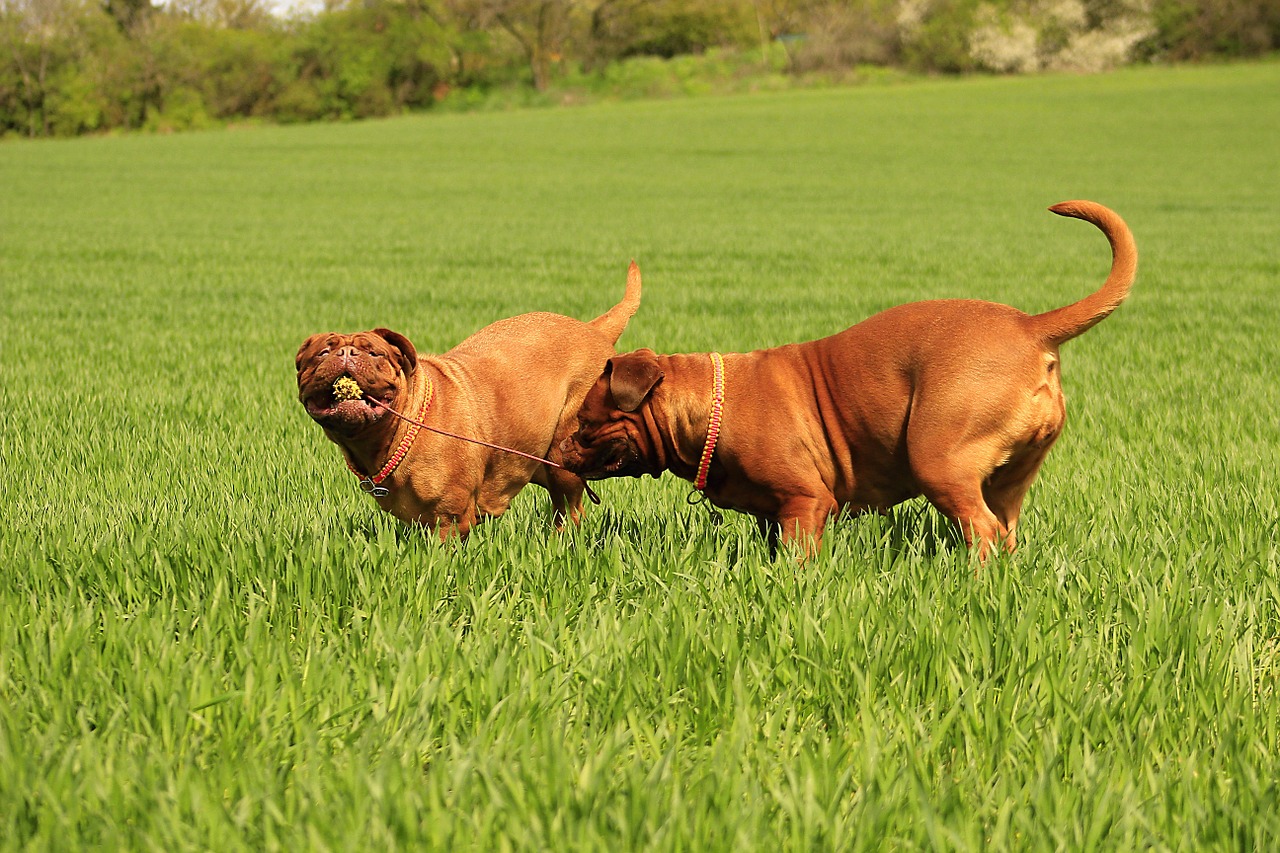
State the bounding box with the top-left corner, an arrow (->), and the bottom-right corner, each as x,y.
560,202 -> 1136,560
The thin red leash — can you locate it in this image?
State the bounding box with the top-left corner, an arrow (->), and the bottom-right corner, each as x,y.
364,394 -> 602,505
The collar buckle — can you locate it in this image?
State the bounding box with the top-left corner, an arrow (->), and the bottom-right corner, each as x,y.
687,488 -> 723,525
358,477 -> 390,498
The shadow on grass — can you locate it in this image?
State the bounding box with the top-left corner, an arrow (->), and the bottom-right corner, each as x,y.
831,499 -> 964,563
328,490 -> 967,568
588,506 -> 655,546
592,496 -> 966,565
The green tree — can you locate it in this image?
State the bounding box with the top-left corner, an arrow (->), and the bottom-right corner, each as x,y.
460,0 -> 579,90
586,0 -> 756,66
289,1 -> 450,119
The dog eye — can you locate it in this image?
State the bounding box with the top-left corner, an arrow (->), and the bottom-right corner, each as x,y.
320,348 -> 330,357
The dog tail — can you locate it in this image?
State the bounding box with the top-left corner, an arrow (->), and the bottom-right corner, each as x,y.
589,259 -> 643,345
1030,200 -> 1137,347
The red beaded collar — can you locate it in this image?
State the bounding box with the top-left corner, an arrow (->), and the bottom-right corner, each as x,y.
694,352 -> 724,491
345,370 -> 434,497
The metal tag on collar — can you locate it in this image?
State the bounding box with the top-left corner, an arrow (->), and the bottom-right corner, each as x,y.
687,489 -> 723,526
359,477 -> 390,498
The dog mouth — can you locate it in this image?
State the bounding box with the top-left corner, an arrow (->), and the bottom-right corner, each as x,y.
569,443 -> 636,480
302,375 -> 392,423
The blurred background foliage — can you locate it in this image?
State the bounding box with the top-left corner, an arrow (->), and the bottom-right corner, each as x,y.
2,0 -> 1277,137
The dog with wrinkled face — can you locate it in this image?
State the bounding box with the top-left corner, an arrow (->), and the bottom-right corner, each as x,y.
560,202 -> 1136,561
296,262 -> 641,538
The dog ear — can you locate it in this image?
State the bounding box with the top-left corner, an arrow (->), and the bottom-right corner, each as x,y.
607,349 -> 663,412
295,334 -> 323,372
373,328 -> 418,376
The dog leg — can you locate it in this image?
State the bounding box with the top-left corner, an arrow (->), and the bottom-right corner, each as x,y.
981,447 -> 1052,553
546,468 -> 587,530
910,450 -> 1008,562
774,493 -> 839,560
925,486 -> 1005,562
433,505 -> 478,541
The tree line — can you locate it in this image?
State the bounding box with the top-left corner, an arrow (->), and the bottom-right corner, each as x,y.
2,0 -> 1277,138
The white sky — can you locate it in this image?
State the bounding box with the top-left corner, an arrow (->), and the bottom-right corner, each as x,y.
269,0 -> 324,16
260,0 -> 324,17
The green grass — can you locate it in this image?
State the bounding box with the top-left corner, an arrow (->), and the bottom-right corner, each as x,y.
2,62 -> 1279,849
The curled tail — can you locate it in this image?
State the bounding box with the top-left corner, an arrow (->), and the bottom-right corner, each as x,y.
589,260 -> 643,345
1031,200 -> 1137,346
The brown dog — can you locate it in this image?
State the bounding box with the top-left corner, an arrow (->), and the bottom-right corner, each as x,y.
560,202 -> 1136,559
296,262 -> 642,538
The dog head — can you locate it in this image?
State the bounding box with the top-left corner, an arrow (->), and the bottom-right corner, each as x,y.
295,328 -> 417,437
560,349 -> 664,479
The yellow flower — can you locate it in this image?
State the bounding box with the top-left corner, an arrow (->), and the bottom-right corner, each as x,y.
332,376 -> 363,401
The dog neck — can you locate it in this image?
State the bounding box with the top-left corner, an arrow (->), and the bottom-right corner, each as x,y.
641,353 -> 724,484
330,368 -> 427,480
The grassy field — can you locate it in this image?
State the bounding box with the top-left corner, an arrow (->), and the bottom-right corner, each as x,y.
3,61 -> 1279,849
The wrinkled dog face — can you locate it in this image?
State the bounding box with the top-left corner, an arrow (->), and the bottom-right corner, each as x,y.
560,351 -> 663,480
295,328 -> 417,436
